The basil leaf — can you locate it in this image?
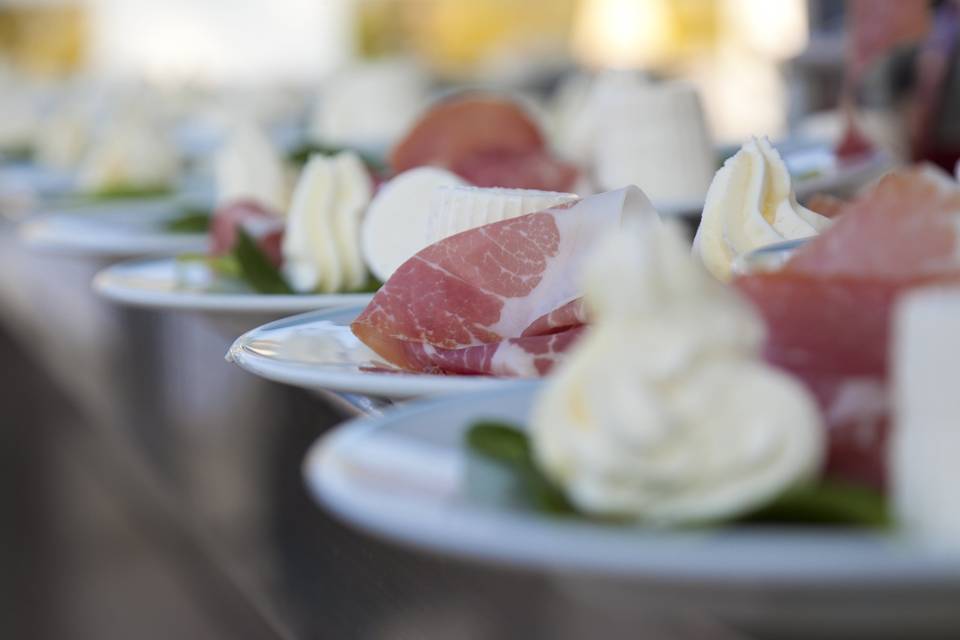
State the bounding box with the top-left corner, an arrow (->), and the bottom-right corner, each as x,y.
233,228 -> 293,294
177,252 -> 242,280
164,208 -> 211,233
465,422 -> 578,516
467,421 -> 531,465
89,185 -> 172,201
742,482 -> 891,528
1,145 -> 34,162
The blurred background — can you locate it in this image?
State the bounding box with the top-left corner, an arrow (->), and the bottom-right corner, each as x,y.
1,1 -> 955,639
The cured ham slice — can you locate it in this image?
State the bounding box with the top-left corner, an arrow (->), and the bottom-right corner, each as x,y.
390,96 -> 545,173
210,199 -> 285,267
352,187 -> 657,376
375,326 -> 586,377
788,165 -> 960,278
451,149 -> 579,193
389,95 -> 579,193
734,166 -> 960,490
804,193 -> 847,218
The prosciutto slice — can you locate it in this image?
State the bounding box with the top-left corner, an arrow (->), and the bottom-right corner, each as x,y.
734,166 -> 960,490
352,187 -> 657,376
210,199 -> 284,267
389,94 -> 579,193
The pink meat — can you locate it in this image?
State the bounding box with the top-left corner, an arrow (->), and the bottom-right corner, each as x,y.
452,149 -> 579,193
210,199 -> 285,268
522,299 -> 587,337
370,326 -> 585,377
787,165 -> 960,278
734,166 -> 960,490
352,187 -> 652,376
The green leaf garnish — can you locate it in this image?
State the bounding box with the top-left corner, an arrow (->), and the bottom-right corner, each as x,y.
742,482 -> 891,528
88,184 -> 173,201
466,421 -> 578,516
287,141 -> 387,173
233,228 -> 293,294
0,144 -> 34,162
176,252 -> 243,280
164,207 -> 211,233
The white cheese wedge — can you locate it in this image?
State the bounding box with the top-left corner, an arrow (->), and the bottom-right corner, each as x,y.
893,287 -> 960,547
282,152 -> 373,293
426,186 -> 579,245
360,167 -> 467,282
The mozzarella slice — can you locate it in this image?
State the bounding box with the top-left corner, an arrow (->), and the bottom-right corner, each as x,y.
282,152 -> 372,293
283,156 -> 340,292
426,186 -> 578,245
361,167 -> 467,282
332,152 -> 373,290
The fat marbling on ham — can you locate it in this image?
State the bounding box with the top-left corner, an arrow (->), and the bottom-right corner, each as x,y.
352,186 -> 658,376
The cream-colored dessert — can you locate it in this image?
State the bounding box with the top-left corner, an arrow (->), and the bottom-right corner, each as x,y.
557,73 -> 715,206
693,137 -> 831,281
893,288 -> 960,547
426,186 -> 578,245
282,152 -> 373,293
77,116 -> 180,193
530,219 -> 823,524
594,81 -> 715,205
360,167 -> 468,283
309,60 -> 427,151
215,120 -> 292,213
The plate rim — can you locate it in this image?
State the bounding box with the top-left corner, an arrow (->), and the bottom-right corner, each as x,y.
93,257 -> 375,313
17,199 -> 209,257
228,306 -> 521,398
304,384 -> 960,587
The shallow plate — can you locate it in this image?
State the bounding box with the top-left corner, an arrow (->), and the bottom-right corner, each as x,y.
306,384 -> 960,635
18,198 -> 208,257
790,145 -> 891,200
228,306 -> 520,399
94,257 -> 373,314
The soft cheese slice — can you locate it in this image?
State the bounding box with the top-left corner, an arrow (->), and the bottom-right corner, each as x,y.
361,167 -> 467,282
426,186 -> 578,245
893,287 -> 960,547
331,152 -> 373,290
282,152 -> 373,293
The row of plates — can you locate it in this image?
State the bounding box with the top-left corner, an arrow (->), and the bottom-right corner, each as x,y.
12,147 -> 957,636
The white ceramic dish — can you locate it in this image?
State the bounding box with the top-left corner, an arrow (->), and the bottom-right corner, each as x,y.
94,257 -> 373,314
18,198 -> 208,257
792,148 -> 892,201
228,306 -> 520,399
306,384 -> 960,637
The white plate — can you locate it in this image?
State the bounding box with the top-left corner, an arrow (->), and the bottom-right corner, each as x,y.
793,148 -> 892,200
228,306 -> 520,399
94,257 -> 373,314
306,384 -> 960,636
18,198 -> 208,257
